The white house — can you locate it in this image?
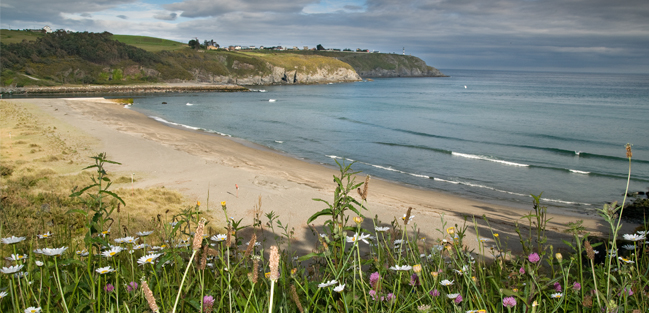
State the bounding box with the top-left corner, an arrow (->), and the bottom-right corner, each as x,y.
43,26 -> 52,33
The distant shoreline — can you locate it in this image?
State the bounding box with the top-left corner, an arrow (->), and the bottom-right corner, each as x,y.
0,84 -> 248,95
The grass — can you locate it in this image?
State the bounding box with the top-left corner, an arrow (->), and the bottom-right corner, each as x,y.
111,35 -> 188,52
1,148 -> 647,312
0,29 -> 44,44
238,51 -> 356,75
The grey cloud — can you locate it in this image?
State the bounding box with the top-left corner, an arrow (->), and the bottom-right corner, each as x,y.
0,0 -> 137,24
343,5 -> 363,11
164,0 -> 319,18
80,13 -> 92,18
117,15 -> 128,19
153,12 -> 178,21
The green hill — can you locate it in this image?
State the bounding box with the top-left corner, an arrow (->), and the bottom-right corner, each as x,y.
111,34 -> 187,52
0,29 -> 44,44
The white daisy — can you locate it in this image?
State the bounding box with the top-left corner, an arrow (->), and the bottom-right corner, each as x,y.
170,221 -> 178,227
95,266 -> 114,274
137,253 -> 163,265
37,232 -> 53,239
477,237 -> 491,243
393,239 -> 403,245
346,233 -> 371,244
389,265 -> 412,271
440,279 -> 454,286
136,231 -> 154,237
622,244 -> 636,250
375,226 -> 390,232
333,284 -> 345,292
447,293 -> 460,299
618,257 -> 635,264
6,254 -> 28,261
402,214 -> 415,222
132,244 -> 148,250
101,246 -> 123,258
636,230 -> 648,236
1,236 -> 26,245
0,291 -> 8,298
33,249 -> 44,254
550,293 -> 563,298
100,228 -> 110,237
623,234 -> 646,241
35,261 -> 44,267
76,250 -> 89,256
1,264 -> 24,274
318,280 -> 338,288
24,307 -> 42,313
211,234 -> 227,242
41,247 -> 68,256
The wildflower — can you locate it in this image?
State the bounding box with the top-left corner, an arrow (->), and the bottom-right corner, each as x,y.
269,245 -> 280,281
413,264 -> 422,273
221,201 -> 226,206
572,282 -> 581,291
477,237 -> 491,243
375,226 -> 390,232
619,287 -> 633,296
203,295 -> 215,313
1,236 -> 26,245
334,284 -> 345,292
100,228 -> 110,237
386,293 -> 396,302
102,246 -> 123,258
555,253 -> 563,261
519,267 -> 525,275
76,250 -> 89,256
1,265 -> 24,274
33,249 -> 43,255
622,244 -> 636,250
24,307 -> 41,313
618,257 -> 635,264
369,272 -> 380,289
127,282 -> 138,292
132,244 -> 147,250
402,207 -> 413,225
211,234 -> 227,242
493,233 -> 499,237
35,261 -> 44,267
550,293 -> 563,298
431,271 -> 439,279
409,273 -> 420,286
115,236 -> 139,244
37,232 -> 53,239
440,279 -> 454,286
369,289 -> 377,300
347,233 -> 371,244
429,289 -> 440,297
583,295 -> 593,307
41,247 -> 68,256
142,281 -> 159,312
393,239 -> 403,245
318,280 -> 338,288
6,254 -> 28,261
455,295 -> 463,304
95,266 -> 114,274
136,231 -> 154,237
418,304 -> 431,311
389,265 -> 412,271
138,253 -> 163,265
0,291 -> 7,298
503,296 -> 517,308
554,282 -> 562,292
353,216 -> 363,224
446,227 -> 455,235
447,293 -> 460,299
104,283 -> 115,293
528,252 -> 540,263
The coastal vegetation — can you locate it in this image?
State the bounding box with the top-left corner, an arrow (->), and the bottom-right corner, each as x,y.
0,30 -> 441,88
1,99 -> 648,312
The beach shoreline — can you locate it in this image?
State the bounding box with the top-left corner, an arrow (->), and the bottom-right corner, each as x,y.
4,97 -> 640,254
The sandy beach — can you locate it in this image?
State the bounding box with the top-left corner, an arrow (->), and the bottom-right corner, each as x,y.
3,97 -> 640,256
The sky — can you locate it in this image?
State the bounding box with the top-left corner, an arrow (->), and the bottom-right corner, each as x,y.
2,0 -> 649,73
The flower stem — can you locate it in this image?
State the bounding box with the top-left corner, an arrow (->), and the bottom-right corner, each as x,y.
172,249 -> 197,313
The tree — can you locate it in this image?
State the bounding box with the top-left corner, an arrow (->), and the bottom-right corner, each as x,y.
188,39 -> 200,49
316,44 -> 325,51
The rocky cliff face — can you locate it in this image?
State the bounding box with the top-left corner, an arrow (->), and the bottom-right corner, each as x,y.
333,53 -> 447,78
187,63 -> 361,86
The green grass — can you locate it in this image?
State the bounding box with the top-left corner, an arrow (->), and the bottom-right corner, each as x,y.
111,34 -> 187,52
0,29 -> 44,44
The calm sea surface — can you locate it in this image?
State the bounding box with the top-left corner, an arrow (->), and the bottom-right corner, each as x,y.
130,70 -> 649,213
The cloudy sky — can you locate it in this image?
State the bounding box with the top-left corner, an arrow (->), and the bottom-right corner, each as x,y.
2,0 -> 648,73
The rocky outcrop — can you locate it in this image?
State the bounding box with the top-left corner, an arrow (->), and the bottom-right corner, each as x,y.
196,64 -> 361,86
334,53 -> 447,78
356,65 -> 445,78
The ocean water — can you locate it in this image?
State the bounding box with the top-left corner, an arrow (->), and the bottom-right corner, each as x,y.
129,70 -> 649,213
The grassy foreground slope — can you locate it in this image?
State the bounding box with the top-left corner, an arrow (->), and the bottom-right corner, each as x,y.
111,34 -> 187,52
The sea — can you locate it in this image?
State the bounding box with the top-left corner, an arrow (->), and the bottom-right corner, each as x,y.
127,69 -> 649,214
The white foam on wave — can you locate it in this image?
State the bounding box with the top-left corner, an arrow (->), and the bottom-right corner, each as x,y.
150,116 -> 231,137
275,140 -> 284,144
541,197 -> 590,206
452,152 -> 529,167
186,102 -> 194,106
569,169 -> 590,175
